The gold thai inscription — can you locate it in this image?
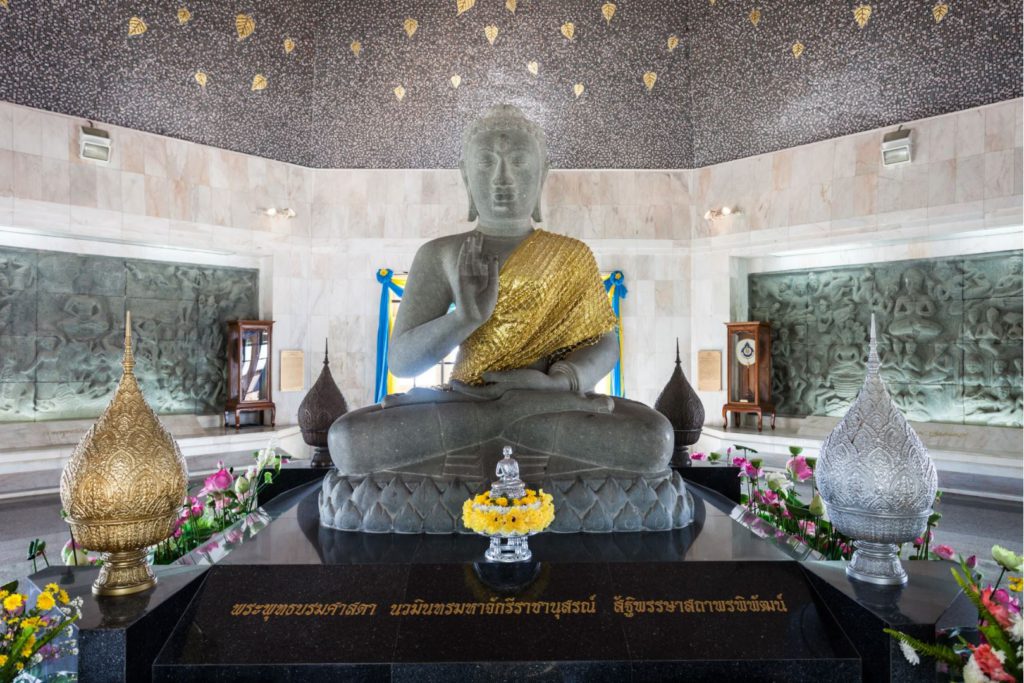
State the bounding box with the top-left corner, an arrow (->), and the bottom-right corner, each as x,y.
230,602 -> 378,621
387,595 -> 597,620
612,594 -> 788,618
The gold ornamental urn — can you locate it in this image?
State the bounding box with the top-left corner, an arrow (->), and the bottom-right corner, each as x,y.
60,312 -> 188,596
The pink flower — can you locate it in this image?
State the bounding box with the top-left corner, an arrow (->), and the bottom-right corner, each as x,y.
732,456 -> 748,468
966,555 -> 978,569
759,490 -> 780,506
981,587 -> 1014,629
189,496 -> 205,516
200,468 -> 233,495
933,544 -> 955,560
798,520 -> 817,536
690,452 -> 707,461
913,531 -> 934,547
786,455 -> 813,482
173,527 -> 183,539
992,588 -> 1021,615
741,462 -> 762,479
968,644 -> 1015,682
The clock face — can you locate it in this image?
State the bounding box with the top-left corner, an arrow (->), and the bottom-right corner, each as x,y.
736,338 -> 757,366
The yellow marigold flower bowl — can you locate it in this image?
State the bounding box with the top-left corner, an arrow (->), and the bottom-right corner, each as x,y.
462,489 -> 555,562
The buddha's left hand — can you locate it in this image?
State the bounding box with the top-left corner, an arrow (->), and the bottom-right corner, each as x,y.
451,369 -> 571,399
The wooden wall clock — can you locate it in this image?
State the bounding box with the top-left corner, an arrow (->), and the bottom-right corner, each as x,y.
722,321 -> 775,432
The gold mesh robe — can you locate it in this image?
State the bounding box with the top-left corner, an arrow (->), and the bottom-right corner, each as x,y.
451,229 -> 618,385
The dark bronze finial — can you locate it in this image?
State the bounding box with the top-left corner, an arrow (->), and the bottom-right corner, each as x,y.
654,340 -> 705,468
298,339 -> 348,468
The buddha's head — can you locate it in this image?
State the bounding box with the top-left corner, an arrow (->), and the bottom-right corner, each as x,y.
460,105 -> 549,226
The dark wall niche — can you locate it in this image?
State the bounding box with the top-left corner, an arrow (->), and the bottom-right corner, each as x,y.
0,246 -> 258,422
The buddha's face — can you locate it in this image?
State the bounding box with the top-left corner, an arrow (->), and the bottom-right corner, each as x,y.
462,127 -> 546,225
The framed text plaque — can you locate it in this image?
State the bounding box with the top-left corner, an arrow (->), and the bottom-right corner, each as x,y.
697,350 -> 722,391
280,350 -> 305,392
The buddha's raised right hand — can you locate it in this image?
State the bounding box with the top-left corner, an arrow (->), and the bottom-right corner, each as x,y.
454,232 -> 499,325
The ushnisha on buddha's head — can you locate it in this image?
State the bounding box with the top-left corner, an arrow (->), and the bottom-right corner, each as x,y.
460,105 -> 549,229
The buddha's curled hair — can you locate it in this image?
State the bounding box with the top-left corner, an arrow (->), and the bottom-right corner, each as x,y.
461,104 -> 548,159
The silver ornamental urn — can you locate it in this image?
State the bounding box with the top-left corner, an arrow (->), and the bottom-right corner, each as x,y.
816,315 -> 938,585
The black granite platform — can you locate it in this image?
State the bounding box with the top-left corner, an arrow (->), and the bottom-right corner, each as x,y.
153,561 -> 860,682
31,479 -> 972,682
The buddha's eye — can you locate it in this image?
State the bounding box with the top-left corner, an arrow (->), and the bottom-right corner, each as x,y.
508,153 -> 528,168
476,153 -> 495,168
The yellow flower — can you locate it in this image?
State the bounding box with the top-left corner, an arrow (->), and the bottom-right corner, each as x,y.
3,593 -> 24,611
1009,576 -> 1023,592
15,662 -> 24,671
0,655 -> 6,666
58,589 -> 69,605
35,591 -> 55,611
44,583 -> 59,594
21,616 -> 42,629
0,590 -> 7,600
495,497 -> 508,507
22,646 -> 32,657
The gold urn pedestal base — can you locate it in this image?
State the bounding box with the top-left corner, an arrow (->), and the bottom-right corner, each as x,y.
93,549 -> 157,597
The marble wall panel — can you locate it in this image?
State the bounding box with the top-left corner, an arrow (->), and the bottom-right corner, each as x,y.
749,250 -> 1023,427
0,246 -> 257,422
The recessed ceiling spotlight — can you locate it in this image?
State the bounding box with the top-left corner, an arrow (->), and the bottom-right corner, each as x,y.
260,207 -> 297,218
704,206 -> 741,220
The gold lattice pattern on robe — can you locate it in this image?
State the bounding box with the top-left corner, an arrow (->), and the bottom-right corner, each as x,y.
451,230 -> 618,385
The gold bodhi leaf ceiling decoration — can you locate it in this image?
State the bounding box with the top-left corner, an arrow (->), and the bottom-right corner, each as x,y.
853,4 -> 872,29
99,1 -> 964,104
236,13 -> 255,41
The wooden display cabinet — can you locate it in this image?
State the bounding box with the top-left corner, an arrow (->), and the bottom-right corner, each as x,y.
722,321 -> 775,432
225,320 -> 276,429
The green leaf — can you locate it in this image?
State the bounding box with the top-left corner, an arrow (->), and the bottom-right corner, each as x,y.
788,446 -> 803,456
264,471 -> 273,485
883,628 -> 963,669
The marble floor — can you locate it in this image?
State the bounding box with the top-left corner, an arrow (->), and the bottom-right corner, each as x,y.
1,485 -> 1019,585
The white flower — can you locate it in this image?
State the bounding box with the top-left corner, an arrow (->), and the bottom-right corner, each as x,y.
898,640 -> 920,666
766,472 -> 793,494
1011,612 -> 1022,643
963,654 -> 994,683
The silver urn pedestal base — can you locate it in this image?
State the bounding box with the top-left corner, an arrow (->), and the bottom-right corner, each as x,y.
485,535 -> 533,563
846,541 -> 908,586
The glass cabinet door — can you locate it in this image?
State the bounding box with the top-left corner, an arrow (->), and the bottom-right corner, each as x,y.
240,327 -> 270,401
730,329 -> 757,403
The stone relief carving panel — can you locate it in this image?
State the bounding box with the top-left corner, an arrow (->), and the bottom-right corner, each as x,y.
0,246 -> 258,422
749,251 -> 1023,428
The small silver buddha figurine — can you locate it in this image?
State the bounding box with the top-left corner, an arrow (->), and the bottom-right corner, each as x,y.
490,446 -> 526,501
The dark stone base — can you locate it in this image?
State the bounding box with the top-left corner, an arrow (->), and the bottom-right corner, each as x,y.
153,562 -> 860,682
675,464 -> 742,504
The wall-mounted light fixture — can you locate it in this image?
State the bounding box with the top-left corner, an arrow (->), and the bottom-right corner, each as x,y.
79,125 -> 112,164
881,126 -> 912,167
261,207 -> 297,218
704,206 -> 740,220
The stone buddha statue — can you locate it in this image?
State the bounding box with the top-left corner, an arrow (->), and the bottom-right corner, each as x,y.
320,105 -> 689,535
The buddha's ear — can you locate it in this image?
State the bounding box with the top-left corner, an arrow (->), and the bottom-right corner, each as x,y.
532,160 -> 549,224
460,161 -> 478,222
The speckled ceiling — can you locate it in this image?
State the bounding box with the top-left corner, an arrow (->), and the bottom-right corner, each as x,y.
0,0 -> 1019,169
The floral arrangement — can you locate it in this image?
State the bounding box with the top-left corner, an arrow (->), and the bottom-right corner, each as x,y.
887,545 -> 1023,682
0,581 -> 82,682
462,489 -> 555,536
62,441 -> 285,568
692,444 -> 947,562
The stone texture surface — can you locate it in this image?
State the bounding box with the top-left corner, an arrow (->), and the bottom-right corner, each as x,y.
318,469 -> 693,534
748,250 -> 1023,427
0,246 -> 257,421
0,1 -> 1019,168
